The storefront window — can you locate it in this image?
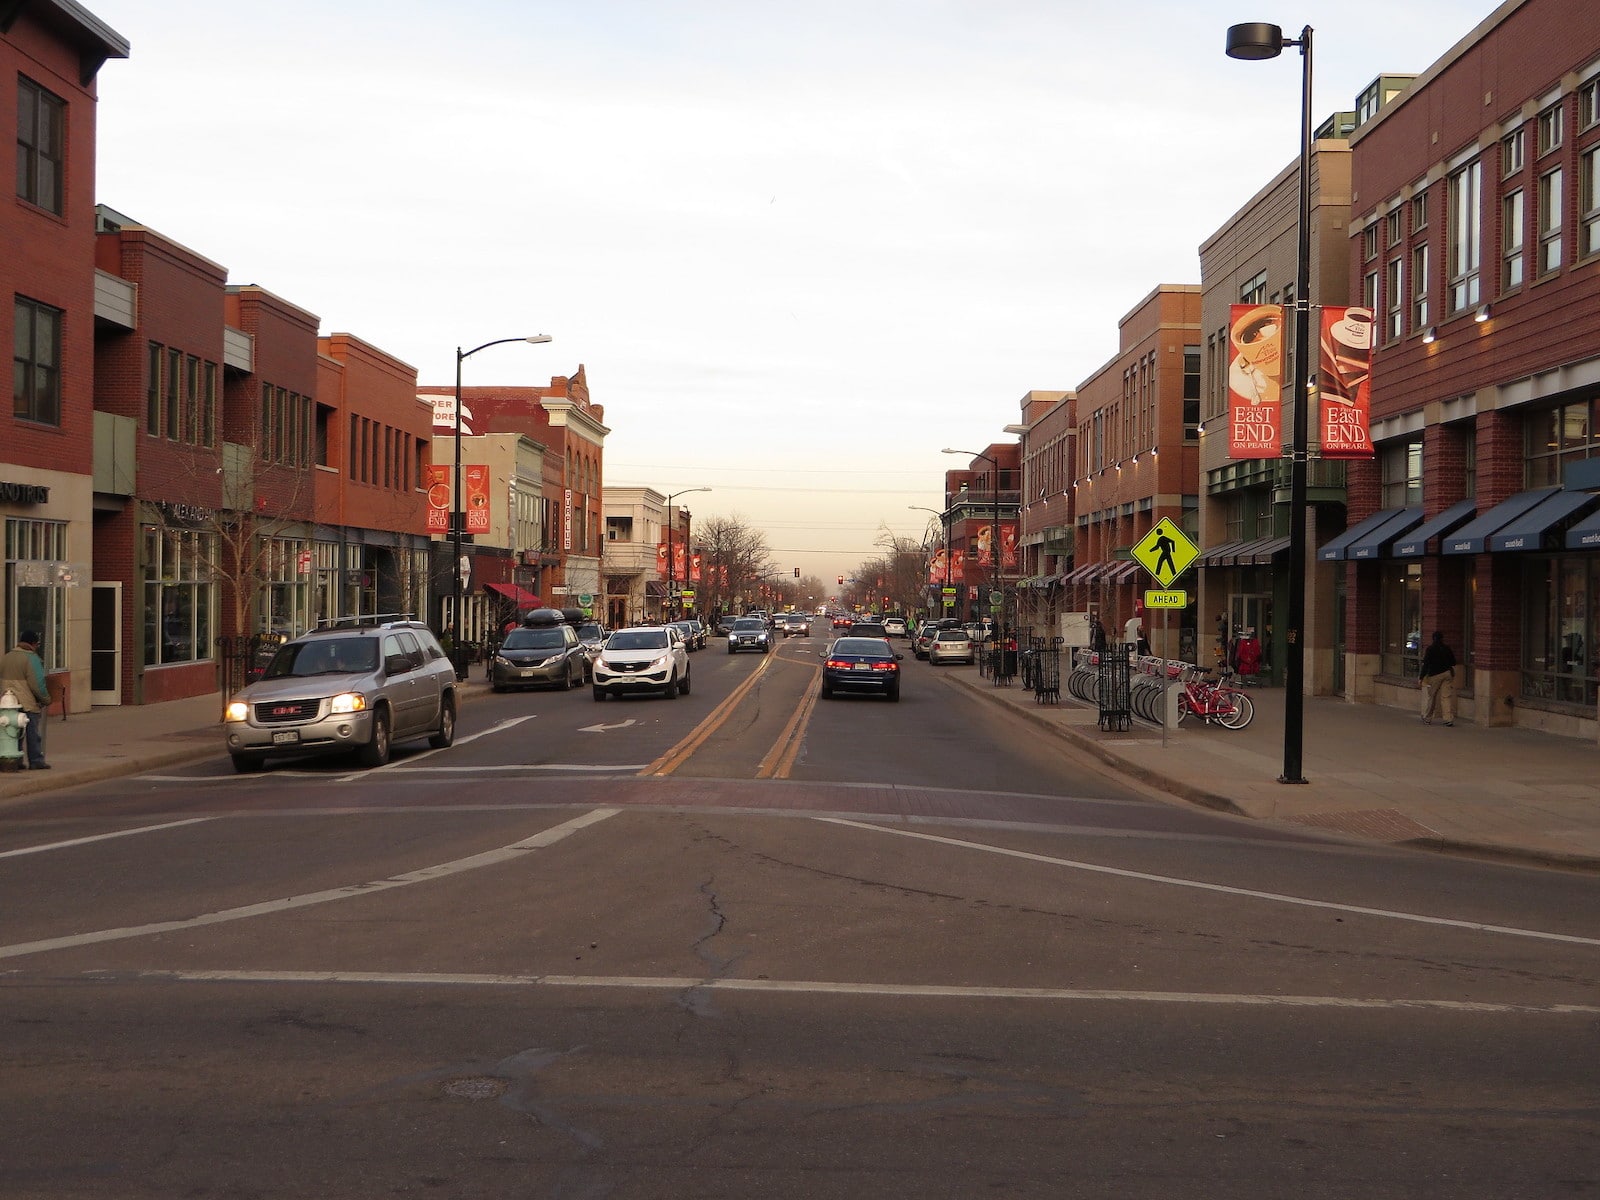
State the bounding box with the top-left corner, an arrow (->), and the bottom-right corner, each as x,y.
140,525 -> 216,666
1379,561 -> 1423,677
4,517 -> 68,668
1522,556 -> 1597,706
262,536 -> 312,638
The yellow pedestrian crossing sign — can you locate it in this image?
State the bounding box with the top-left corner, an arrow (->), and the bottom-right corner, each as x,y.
1131,518 -> 1199,588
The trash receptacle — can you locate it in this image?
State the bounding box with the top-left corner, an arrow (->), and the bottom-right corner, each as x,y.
1097,643 -> 1132,731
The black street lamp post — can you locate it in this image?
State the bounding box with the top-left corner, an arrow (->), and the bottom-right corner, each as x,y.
1226,20 -> 1312,784
451,334 -> 551,680
663,487 -> 711,622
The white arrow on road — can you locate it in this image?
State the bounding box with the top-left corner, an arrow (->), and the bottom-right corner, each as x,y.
579,718 -> 638,733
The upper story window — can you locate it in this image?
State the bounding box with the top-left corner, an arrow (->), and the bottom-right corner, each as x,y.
1380,439 -> 1423,509
1411,189 -> 1429,229
1581,145 -> 1600,261
1182,346 -> 1200,440
1502,127 -> 1526,177
1525,399 -> 1599,487
1538,167 -> 1564,276
1239,270 -> 1267,305
1582,77 -> 1600,131
13,296 -> 62,426
1362,224 -> 1379,260
16,77 -> 65,215
1385,209 -> 1403,247
1411,243 -> 1431,329
1538,102 -> 1565,157
1446,160 -> 1482,314
1502,188 -> 1525,291
1385,256 -> 1404,340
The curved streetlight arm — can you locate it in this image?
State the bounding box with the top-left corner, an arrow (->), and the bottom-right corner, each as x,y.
459,334 -> 553,362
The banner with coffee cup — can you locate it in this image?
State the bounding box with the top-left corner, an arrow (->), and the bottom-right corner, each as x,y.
1227,303 -> 1284,458
1318,305 -> 1375,458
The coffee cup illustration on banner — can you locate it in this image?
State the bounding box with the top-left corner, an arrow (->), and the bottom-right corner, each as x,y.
1229,304 -> 1283,405
1322,306 -> 1374,406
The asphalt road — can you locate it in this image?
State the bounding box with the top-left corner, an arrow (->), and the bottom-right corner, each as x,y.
2,623 -> 1596,1198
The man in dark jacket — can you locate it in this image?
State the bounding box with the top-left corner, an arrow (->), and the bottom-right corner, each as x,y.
1419,631 -> 1458,726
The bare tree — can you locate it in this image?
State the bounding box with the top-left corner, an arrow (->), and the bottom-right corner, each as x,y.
692,514 -> 774,616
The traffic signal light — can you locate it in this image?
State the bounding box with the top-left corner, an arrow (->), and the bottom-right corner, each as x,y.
837,575 -> 844,585
794,567 -> 800,577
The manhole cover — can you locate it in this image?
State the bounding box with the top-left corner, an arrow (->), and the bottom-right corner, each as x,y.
443,1076 -> 507,1101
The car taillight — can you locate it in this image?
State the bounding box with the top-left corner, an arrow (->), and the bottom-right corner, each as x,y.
824,659 -> 848,669
871,661 -> 897,671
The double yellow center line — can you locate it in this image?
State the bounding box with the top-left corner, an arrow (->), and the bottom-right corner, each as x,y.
642,652 -> 820,779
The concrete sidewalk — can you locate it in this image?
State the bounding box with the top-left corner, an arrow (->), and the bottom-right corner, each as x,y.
3,671 -> 1597,873
945,662 -> 1600,872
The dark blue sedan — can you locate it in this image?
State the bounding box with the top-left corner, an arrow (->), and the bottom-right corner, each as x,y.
820,637 -> 902,701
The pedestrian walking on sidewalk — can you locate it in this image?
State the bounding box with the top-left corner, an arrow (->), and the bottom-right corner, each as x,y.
1419,631 -> 1458,726
0,629 -> 50,769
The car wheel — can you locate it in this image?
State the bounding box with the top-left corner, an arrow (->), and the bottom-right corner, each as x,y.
567,663 -> 581,689
230,753 -> 265,774
728,646 -> 736,655
428,699 -> 457,749
491,683 -> 505,694
593,685 -> 607,702
357,708 -> 392,768
820,682 -> 833,698
664,671 -> 679,699
887,684 -> 900,702
680,669 -> 691,695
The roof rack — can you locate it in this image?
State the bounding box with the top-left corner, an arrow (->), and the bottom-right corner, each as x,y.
311,612 -> 420,631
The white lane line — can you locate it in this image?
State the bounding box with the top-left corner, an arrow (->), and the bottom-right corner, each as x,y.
0,808 -> 620,962
335,714 -> 541,780
136,763 -> 651,782
110,970 -> 1600,1016
816,816 -> 1600,949
0,818 -> 215,860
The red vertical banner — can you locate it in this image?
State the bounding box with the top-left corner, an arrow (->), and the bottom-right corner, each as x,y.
689,552 -> 702,583
1000,520 -> 1018,571
656,542 -> 669,578
951,548 -> 966,582
1319,306 -> 1376,458
424,464 -> 450,532
1227,303 -> 1284,458
464,465 -> 491,533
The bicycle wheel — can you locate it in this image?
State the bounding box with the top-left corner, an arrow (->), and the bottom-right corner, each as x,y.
1217,689 -> 1255,729
1175,691 -> 1192,725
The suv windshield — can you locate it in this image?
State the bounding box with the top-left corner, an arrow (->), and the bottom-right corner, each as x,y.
732,619 -> 765,632
502,629 -> 569,650
610,630 -> 669,650
265,637 -> 379,678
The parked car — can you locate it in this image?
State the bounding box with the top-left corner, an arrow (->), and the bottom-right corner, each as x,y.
929,627 -> 975,665
670,620 -> 705,651
592,625 -> 690,700
727,616 -> 775,654
575,621 -> 607,652
882,616 -> 908,637
223,619 -> 456,773
490,622 -> 589,692
820,636 -> 903,701
686,618 -> 708,648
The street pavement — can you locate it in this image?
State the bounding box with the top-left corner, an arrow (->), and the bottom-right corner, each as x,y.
2,660 -> 1597,872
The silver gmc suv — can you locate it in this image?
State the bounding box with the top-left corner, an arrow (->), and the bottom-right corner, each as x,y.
223,619 -> 457,773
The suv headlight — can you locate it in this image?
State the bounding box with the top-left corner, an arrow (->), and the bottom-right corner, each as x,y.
329,692 -> 368,714
224,700 -> 249,722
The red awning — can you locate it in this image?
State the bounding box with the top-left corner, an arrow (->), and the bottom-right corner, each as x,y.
484,582 -> 542,608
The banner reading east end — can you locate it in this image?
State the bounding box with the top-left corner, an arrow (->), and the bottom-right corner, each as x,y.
464,465 -> 491,533
424,465 -> 450,532
1227,303 -> 1284,458
1318,306 -> 1376,458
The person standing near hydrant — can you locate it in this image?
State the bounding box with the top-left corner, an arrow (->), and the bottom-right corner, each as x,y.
1419,631 -> 1458,726
0,629 -> 50,769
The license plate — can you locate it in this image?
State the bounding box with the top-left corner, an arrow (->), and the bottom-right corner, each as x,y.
521,668 -> 538,677
272,730 -> 301,745
852,662 -> 871,671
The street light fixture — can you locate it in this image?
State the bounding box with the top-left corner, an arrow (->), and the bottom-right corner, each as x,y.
1226,19 -> 1312,785
451,334 -> 552,680
942,448 -> 1003,636
662,487 -> 711,621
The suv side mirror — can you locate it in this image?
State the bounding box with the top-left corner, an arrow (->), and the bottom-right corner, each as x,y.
385,653 -> 411,676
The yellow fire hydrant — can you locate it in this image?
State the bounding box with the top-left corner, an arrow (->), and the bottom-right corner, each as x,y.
0,687 -> 29,772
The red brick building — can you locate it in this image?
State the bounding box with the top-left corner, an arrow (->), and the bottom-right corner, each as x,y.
2,1 -> 126,707
1345,0 -> 1600,737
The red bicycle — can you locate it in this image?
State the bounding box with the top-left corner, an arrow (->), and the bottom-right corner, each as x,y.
1176,664 -> 1255,730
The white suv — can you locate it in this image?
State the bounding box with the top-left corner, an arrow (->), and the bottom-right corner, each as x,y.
592,626 -> 690,700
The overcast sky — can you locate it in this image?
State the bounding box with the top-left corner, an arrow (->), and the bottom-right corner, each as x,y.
89,0 -> 1498,588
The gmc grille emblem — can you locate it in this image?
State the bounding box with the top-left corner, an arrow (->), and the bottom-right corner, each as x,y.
272,705 -> 299,716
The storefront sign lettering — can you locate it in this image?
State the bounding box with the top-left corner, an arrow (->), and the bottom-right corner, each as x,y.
0,481 -> 50,505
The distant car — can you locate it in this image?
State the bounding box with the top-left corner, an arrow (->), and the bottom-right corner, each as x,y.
670,620 -> 705,651
929,627 -> 975,665
727,617 -> 774,654
848,621 -> 889,640
223,620 -> 457,773
831,613 -> 854,629
490,623 -> 589,692
820,636 -> 903,701
882,616 -> 908,637
716,614 -> 738,636
687,618 -> 708,648
575,621 -> 607,652
592,625 -> 690,700
779,613 -> 812,637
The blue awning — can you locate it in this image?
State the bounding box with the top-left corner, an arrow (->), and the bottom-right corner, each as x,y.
1318,508 -> 1407,562
1441,488 -> 1560,555
1487,488 -> 1600,552
1346,506 -> 1425,560
1392,499 -> 1477,558
1567,505 -> 1600,549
